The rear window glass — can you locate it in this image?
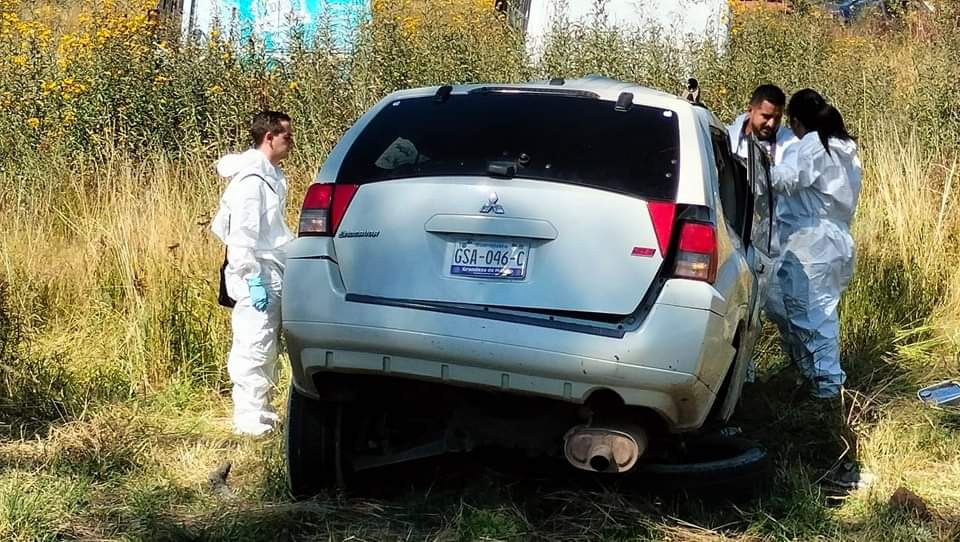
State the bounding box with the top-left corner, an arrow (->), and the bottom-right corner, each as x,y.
337,91 -> 681,201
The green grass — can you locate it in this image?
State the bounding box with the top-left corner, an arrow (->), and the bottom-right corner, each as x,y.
0,364 -> 957,541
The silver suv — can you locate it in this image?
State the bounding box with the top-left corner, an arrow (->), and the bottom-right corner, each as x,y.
282,77 -> 775,496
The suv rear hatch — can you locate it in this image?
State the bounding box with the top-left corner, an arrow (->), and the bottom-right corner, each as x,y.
323,89 -> 681,317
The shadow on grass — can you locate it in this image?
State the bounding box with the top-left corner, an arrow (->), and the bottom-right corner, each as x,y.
134,446 -> 835,541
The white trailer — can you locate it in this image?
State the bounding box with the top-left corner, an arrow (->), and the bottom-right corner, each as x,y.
499,0 -> 731,56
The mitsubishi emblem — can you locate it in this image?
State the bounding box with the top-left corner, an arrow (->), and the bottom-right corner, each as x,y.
480,192 -> 505,214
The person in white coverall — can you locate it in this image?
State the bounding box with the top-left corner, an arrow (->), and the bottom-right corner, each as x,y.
211,111 -> 296,436
766,90 -> 862,399
727,84 -> 798,383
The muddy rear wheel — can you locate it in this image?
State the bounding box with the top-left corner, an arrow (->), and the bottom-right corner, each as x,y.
286,387 -> 354,499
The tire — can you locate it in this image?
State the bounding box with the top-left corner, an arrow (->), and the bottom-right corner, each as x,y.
634,436 -> 770,494
285,387 -> 353,499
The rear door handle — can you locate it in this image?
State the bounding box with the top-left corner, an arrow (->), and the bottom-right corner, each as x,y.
425,214 -> 558,240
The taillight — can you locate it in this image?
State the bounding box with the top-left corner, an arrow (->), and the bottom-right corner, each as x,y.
674,222 -> 717,283
298,183 -> 359,236
331,184 -> 358,232
647,202 -> 676,256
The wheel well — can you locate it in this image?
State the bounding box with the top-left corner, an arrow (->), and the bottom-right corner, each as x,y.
708,323 -> 745,422
582,387 -> 669,437
583,388 -> 625,412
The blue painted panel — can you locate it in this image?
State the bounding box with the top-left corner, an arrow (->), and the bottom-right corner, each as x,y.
186,0 -> 367,52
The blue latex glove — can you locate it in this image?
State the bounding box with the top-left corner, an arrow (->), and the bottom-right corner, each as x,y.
246,276 -> 269,312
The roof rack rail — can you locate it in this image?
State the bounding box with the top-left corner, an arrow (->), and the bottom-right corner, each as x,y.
468,86 -> 599,99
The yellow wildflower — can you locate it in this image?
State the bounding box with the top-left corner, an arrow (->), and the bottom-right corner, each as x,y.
208,84 -> 223,94
26,117 -> 40,129
288,81 -> 300,91
37,26 -> 52,46
10,54 -> 26,66
401,15 -> 418,35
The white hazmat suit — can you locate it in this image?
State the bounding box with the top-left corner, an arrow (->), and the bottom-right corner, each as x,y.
211,148 -> 295,436
765,132 -> 862,398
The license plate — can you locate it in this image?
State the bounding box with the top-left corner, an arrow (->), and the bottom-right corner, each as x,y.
448,240 -> 530,279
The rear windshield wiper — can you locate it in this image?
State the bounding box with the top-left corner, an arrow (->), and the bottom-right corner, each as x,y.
487,160 -> 516,178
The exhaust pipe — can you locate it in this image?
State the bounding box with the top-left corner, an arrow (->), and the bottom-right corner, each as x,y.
563,425 -> 648,473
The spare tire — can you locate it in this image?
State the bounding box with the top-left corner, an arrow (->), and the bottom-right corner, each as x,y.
634,436 -> 771,494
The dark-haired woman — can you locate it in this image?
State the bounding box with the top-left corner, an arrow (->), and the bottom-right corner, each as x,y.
765,90 -> 862,399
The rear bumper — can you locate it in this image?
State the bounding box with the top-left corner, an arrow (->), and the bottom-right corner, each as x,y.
282,245 -> 737,432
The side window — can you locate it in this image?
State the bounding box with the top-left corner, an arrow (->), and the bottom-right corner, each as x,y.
710,130 -> 750,240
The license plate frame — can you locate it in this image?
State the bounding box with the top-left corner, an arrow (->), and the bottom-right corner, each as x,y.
447,239 -> 530,280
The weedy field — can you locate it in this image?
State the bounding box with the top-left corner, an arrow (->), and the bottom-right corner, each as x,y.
1,0 -> 960,540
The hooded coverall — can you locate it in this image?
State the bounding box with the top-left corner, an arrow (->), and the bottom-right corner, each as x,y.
766,132 -> 862,398
211,149 -> 295,436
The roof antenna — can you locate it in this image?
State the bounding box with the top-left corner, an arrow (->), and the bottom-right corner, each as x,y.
681,78 -> 702,105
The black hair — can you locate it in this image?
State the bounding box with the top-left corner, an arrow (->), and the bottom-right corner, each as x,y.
813,105 -> 855,154
787,89 -> 853,156
250,111 -> 291,147
750,84 -> 786,108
